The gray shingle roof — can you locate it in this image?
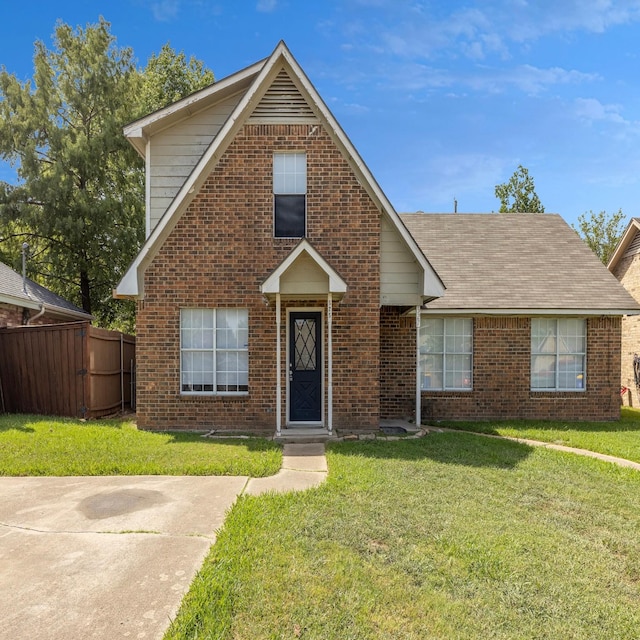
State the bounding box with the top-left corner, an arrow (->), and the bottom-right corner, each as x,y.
401,212 -> 640,313
0,261 -> 91,320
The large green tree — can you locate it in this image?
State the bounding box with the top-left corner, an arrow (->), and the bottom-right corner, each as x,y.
573,208 -> 626,265
0,21 -> 215,331
0,18 -> 143,327
137,42 -> 214,116
495,165 -> 545,213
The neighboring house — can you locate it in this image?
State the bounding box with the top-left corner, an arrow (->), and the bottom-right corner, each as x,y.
0,260 -> 91,327
608,218 -> 640,406
115,42 -> 638,434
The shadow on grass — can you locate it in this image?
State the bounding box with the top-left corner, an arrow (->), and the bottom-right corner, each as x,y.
331,431 -> 534,470
0,413 -> 278,452
435,406 -> 640,437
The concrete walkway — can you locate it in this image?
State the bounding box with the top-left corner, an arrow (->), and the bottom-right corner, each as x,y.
0,443 -> 327,640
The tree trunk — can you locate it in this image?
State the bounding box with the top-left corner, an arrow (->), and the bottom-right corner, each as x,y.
80,270 -> 92,315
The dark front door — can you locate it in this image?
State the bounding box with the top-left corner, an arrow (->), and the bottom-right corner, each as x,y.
289,312 -> 322,423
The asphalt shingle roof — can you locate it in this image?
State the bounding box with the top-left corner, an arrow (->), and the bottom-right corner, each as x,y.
0,261 -> 91,319
401,212 -> 640,313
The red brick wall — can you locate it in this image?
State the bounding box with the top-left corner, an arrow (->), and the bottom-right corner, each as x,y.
380,306 -> 416,419
611,252 -> 640,406
381,315 -> 621,422
136,123 -> 380,432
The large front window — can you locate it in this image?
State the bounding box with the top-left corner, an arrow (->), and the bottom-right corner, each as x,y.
420,317 -> 472,390
531,318 -> 586,391
180,309 -> 248,394
274,152 -> 306,237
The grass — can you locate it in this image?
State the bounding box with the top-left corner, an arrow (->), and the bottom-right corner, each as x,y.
0,414 -> 281,476
164,433 -> 640,640
433,405 -> 640,463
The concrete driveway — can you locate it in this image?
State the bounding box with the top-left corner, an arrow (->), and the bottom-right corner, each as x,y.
0,475 -> 248,640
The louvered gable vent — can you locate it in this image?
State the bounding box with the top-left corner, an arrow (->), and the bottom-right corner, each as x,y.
250,69 -> 317,121
625,231 -> 640,257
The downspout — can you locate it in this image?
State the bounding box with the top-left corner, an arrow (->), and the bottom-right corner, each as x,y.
415,306 -> 421,428
26,304 -> 46,326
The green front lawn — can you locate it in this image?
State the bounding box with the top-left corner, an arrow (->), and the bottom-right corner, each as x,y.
165,433 -> 640,639
435,406 -> 640,463
0,414 -> 281,476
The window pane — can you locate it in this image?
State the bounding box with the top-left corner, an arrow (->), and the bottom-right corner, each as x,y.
445,354 -> 472,389
275,194 -> 305,237
420,318 -> 444,354
420,354 -> 443,390
532,354 -> 555,389
274,153 -> 306,194
558,355 -> 585,389
532,318 -> 556,354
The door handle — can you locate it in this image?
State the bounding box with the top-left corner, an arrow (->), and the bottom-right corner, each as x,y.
289,363 -> 293,382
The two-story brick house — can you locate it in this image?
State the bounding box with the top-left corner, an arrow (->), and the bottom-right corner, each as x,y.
116,42 -> 639,434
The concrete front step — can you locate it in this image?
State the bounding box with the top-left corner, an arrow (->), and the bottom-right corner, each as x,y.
273,427 -> 338,444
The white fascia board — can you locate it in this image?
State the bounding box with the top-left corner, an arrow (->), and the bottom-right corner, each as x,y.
261,239 -> 347,295
278,46 -> 445,301
0,293 -> 40,311
417,307 -> 640,316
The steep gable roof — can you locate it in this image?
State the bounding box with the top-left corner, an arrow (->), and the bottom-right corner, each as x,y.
607,217 -> 640,272
401,213 -> 640,315
0,261 -> 91,321
116,42 -> 443,301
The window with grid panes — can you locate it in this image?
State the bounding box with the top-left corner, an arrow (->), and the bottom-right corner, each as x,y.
531,318 -> 586,391
419,317 -> 473,390
180,309 -> 248,394
274,152 -> 306,237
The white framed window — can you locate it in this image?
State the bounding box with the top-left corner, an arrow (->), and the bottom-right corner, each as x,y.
180,309 -> 248,394
274,152 -> 306,237
419,317 -> 472,391
531,318 -> 586,391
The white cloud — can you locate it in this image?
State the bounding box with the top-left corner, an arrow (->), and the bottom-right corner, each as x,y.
151,0 -> 180,22
574,97 -> 626,123
256,0 -> 278,12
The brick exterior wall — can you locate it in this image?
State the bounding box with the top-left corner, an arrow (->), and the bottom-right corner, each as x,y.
136,123 -> 381,432
381,315 -> 621,422
611,252 -> 640,407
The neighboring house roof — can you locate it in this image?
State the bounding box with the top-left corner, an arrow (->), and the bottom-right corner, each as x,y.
607,217 -> 640,272
115,41 -> 444,302
401,213 -> 640,315
0,261 -> 92,321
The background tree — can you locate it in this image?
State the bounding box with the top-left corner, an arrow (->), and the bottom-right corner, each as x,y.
573,208 -> 626,265
0,18 -> 143,329
0,21 -> 215,331
136,42 -> 214,116
495,165 -> 545,213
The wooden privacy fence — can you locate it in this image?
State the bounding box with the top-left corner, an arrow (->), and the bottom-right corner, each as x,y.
0,321 -> 135,418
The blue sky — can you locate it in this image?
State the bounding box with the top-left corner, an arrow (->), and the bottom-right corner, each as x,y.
1,1 -> 640,227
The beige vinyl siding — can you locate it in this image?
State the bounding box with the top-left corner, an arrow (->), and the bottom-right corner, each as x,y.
147,94 -> 243,235
380,215 -> 423,305
279,253 -> 329,296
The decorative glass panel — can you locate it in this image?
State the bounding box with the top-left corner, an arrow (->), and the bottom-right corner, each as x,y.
294,318 -> 317,371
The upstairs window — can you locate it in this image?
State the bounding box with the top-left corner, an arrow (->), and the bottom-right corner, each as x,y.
274,152 -> 306,237
531,318 -> 586,391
